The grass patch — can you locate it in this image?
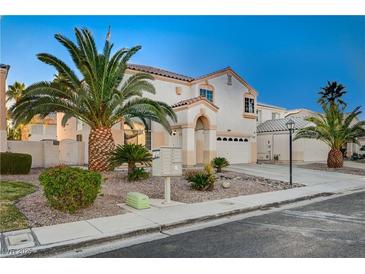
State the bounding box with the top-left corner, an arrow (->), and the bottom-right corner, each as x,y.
0,181 -> 35,201
0,180 -> 36,232
0,203 -> 28,232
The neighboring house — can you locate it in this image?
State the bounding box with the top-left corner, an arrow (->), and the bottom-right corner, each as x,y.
57,64 -> 259,166
257,116 -> 330,162
27,114 -> 57,141
256,102 -> 287,124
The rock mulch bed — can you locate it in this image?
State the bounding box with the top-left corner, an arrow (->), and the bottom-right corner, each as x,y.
299,163 -> 365,176
0,169 -> 302,228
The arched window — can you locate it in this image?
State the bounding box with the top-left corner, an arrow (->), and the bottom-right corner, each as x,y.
228,138 -> 233,141
217,137 -> 222,141
239,138 -> 243,142
234,138 -> 238,142
244,138 -> 248,142
223,137 -> 227,141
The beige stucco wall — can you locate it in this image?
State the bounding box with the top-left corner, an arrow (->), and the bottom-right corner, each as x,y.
7,140 -> 85,168
52,69 -> 258,166
257,132 -> 330,162
256,104 -> 287,124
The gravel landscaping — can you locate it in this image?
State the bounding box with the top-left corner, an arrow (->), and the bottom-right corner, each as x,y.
0,168 -> 302,228
299,163 -> 365,176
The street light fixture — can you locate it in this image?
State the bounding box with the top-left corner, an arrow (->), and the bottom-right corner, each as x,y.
285,118 -> 295,187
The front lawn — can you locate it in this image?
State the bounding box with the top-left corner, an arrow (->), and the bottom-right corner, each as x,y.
1,169 -> 302,228
0,180 -> 36,232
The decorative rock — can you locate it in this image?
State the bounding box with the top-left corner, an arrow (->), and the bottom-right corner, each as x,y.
221,180 -> 231,189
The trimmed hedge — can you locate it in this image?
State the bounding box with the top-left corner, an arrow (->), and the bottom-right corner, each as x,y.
0,152 -> 32,175
39,166 -> 102,213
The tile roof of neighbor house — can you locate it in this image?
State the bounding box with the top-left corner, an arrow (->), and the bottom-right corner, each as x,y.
127,64 -> 194,82
171,96 -> 219,109
257,102 -> 286,110
127,64 -> 256,92
257,117 -> 311,133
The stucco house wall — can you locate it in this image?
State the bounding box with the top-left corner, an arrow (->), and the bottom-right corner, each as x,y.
54,65 -> 258,166
257,131 -> 330,162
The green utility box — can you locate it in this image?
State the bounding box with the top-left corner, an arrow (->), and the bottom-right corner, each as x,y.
126,192 -> 150,209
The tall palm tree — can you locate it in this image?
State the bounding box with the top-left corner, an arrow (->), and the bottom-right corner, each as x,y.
6,81 -> 30,140
294,104 -> 365,168
10,28 -> 177,171
7,81 -> 26,103
318,81 -> 347,109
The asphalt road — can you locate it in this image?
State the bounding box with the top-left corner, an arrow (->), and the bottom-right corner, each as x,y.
91,191 -> 365,258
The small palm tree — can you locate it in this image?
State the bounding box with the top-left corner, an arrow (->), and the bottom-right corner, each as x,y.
110,144 -> 152,174
10,28 -> 176,171
211,157 -> 229,173
318,81 -> 347,109
294,105 -> 365,168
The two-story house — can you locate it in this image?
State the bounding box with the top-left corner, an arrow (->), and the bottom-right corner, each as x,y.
57,64 -> 258,166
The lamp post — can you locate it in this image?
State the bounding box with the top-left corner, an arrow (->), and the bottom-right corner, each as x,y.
285,118 -> 295,187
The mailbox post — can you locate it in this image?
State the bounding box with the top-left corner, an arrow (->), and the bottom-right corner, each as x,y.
152,147 -> 182,204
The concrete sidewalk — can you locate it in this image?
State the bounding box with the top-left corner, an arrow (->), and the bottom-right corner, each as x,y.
1,166 -> 364,257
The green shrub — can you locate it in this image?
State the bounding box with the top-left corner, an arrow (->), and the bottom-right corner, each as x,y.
0,152 -> 32,175
127,167 -> 149,181
187,164 -> 215,191
211,157 -> 229,173
39,166 -> 102,213
110,144 -> 152,174
184,169 -> 202,181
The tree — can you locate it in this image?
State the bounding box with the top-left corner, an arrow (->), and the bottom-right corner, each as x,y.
318,81 -> 347,109
110,144 -> 152,175
7,81 -> 26,103
10,28 -> 176,171
294,104 -> 365,168
6,81 -> 30,140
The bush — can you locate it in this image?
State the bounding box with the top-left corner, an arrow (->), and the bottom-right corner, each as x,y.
0,152 -> 32,175
128,167 -> 149,181
211,157 -> 229,172
39,166 -> 102,213
184,169 -> 202,181
110,144 -> 152,174
187,164 -> 216,191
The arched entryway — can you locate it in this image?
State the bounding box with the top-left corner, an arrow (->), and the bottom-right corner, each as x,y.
195,116 -> 210,165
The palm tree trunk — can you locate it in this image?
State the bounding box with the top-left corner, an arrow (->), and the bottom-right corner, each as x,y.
128,162 -> 136,175
327,148 -> 343,168
88,127 -> 115,171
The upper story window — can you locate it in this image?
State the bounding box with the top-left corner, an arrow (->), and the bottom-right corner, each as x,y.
272,112 -> 280,120
244,97 -> 255,113
76,119 -> 83,131
200,88 -> 214,102
257,109 -> 262,123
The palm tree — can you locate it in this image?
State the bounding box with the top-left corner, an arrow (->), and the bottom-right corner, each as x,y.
6,81 -> 30,140
318,81 -> 347,109
110,144 -> 152,175
10,28 -> 176,171
7,81 -> 26,103
294,104 -> 365,168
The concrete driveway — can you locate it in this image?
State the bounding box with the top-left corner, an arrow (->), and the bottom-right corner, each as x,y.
227,163 -> 365,188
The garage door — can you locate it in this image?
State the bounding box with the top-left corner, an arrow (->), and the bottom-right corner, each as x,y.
216,137 -> 251,164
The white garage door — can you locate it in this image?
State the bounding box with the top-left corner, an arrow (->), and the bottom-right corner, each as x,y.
216,138 -> 251,164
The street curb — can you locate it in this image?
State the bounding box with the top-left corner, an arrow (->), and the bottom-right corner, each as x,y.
5,191 -> 334,258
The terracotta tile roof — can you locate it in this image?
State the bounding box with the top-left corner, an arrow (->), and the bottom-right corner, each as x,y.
127,64 -> 194,82
171,96 -> 219,109
127,63 -> 256,93
192,67 -> 231,81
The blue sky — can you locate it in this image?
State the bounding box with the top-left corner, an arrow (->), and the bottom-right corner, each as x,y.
1,16 -> 364,117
